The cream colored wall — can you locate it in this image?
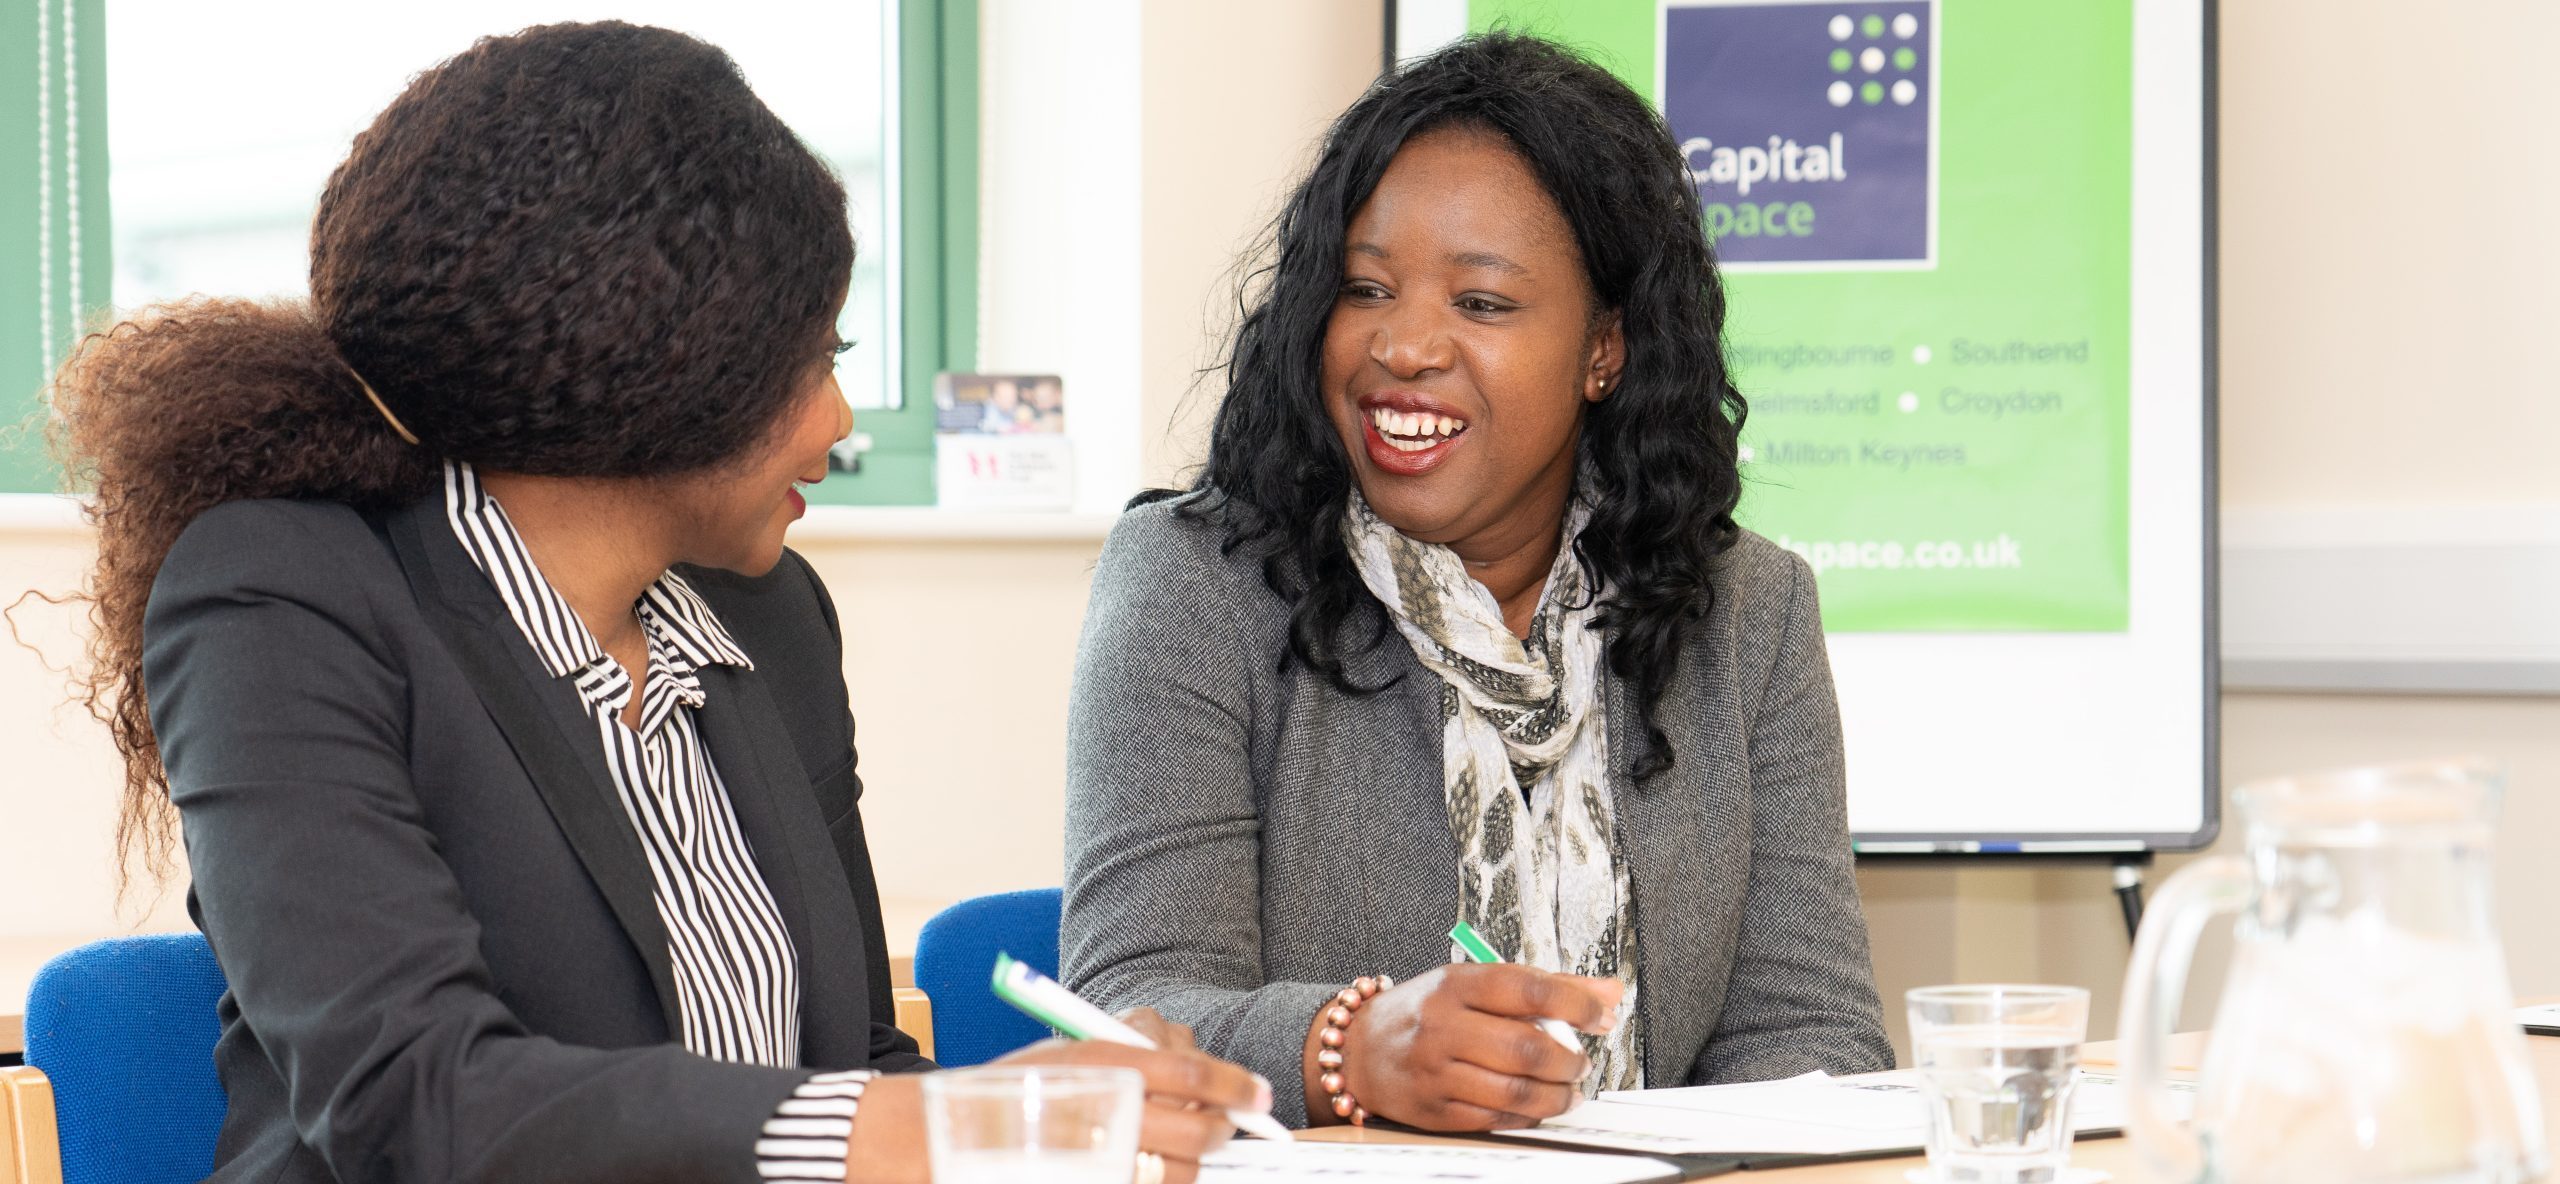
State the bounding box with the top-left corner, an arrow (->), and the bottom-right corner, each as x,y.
0,526 -> 194,1010
6,0 -> 2556,1070
2215,0 -> 2560,508
766,540 -> 1107,949
1138,1 -> 1383,487
1862,691 -> 2560,1059
1859,0 -> 2560,1061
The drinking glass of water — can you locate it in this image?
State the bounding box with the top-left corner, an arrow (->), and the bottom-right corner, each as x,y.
1907,984 -> 2091,1184
921,1064 -> 1143,1184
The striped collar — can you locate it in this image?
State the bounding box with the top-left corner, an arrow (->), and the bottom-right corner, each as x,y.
442,462 -> 753,718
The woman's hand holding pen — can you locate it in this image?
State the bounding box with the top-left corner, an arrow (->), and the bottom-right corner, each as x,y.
1003,1010 -> 1266,1183
1305,963 -> 1623,1132
846,1009 -> 1262,1184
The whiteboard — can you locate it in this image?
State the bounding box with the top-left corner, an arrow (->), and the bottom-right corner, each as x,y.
1394,0 -> 2218,853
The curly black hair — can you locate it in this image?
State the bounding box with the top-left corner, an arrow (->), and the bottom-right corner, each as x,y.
315,20 -> 852,474
50,21 -> 852,878
1152,31 -> 1747,781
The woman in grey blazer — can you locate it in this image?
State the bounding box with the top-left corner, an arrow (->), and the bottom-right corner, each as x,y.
1064,33 -> 1892,1133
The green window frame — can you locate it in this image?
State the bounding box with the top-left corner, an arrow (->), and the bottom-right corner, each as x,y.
3,0 -> 109,495
845,0 -> 979,506
0,0 -> 973,505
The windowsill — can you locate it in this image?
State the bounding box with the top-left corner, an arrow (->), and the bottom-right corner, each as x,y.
0,494 -> 1118,545
792,506 -> 1118,543
0,494 -> 82,532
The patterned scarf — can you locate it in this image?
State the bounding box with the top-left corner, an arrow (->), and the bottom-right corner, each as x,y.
1343,492 -> 1644,1093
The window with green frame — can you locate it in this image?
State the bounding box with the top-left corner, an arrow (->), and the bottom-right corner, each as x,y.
864,0 -> 977,506
2,0 -> 106,495
0,0 -> 973,506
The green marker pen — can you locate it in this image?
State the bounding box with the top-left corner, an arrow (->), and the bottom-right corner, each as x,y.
1449,920 -> 1586,1054
989,952 -> 1293,1142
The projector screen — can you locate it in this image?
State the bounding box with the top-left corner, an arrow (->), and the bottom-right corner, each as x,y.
1394,0 -> 2218,853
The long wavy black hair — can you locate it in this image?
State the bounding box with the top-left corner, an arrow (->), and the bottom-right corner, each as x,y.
1148,31 -> 1747,781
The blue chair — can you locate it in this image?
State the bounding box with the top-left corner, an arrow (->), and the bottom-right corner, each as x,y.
1,933 -> 228,1184
912,888 -> 1063,1067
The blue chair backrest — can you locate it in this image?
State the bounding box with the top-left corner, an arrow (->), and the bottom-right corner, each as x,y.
913,888 -> 1063,1067
23,933 -> 228,1184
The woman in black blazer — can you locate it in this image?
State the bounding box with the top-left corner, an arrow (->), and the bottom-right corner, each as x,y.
51,22 -> 1255,1184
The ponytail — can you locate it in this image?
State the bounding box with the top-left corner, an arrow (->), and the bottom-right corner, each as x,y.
51,297 -> 435,883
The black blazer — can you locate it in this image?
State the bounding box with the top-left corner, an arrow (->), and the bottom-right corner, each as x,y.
142,493 -> 928,1184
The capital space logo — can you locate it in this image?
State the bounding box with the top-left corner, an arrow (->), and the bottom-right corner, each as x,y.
1661,1 -> 1937,269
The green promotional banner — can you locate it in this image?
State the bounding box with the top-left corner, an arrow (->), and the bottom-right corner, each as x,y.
1470,0 -> 2132,631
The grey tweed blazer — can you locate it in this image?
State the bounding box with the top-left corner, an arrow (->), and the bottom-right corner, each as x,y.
1062,499 -> 1891,1126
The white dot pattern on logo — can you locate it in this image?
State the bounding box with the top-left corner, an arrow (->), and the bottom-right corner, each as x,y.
1685,2 -> 1932,265
1894,12 -> 1919,38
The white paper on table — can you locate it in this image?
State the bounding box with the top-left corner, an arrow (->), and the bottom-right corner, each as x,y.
1487,1095 -> 1882,1157
1197,1140 -> 1679,1183
2518,1004 -> 2560,1031
1490,1070 -> 2195,1158
1609,1072 -> 1927,1133
2065,1072 -> 2199,1129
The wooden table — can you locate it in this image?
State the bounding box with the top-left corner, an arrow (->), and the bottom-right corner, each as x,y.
1304,1033 -> 2560,1182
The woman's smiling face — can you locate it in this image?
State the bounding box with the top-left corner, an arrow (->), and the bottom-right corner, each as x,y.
1320,126 -> 1621,553
665,299 -> 855,578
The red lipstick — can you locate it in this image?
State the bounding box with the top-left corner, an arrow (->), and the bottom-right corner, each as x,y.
1355,390 -> 1471,477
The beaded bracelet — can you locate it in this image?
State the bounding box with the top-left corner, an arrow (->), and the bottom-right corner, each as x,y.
1315,974 -> 1394,1126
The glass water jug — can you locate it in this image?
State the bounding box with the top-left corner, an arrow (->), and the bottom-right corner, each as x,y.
2118,759 -> 2547,1183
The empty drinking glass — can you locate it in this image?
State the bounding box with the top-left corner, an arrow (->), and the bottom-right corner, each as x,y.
921,1065 -> 1143,1184
1907,984 -> 2092,1184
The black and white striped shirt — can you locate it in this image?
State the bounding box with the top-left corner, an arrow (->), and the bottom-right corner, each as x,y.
444,462 -> 869,1180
